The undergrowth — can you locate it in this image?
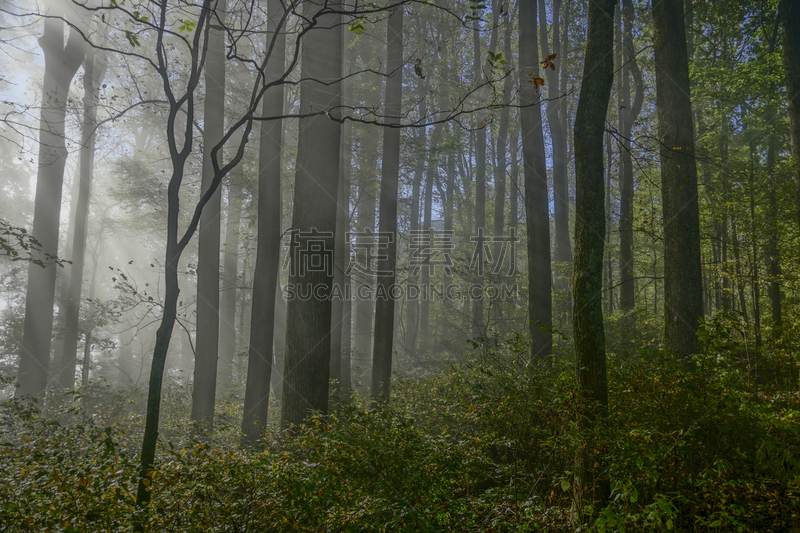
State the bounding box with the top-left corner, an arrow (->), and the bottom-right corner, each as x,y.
1,330 -> 799,532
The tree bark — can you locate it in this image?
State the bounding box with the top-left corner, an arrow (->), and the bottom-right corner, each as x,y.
519,0 -> 552,362
219,177 -> 243,387
242,0 -> 286,444
572,0 -> 616,505
538,0 -> 571,270
191,3 -> 226,429
280,0 -> 342,428
653,0 -> 703,358
780,0 -> 800,234
371,4 -> 403,403
618,0 -> 643,310
55,47 -> 107,389
17,9 -> 85,399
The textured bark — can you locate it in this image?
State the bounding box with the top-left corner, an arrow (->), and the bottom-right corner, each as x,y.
55,48 -> 107,389
191,5 -> 226,429
242,0 -> 286,444
653,0 -> 703,358
519,0 -> 552,362
17,11 -> 85,399
780,0 -> 800,233
280,1 -> 342,428
331,23 -> 354,393
572,0 -> 616,506
618,0 -> 643,310
219,177 -> 243,387
372,4 -> 403,403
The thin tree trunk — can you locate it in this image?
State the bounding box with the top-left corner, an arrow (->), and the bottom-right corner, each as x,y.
493,13 -> 513,329
219,177 -> 243,387
405,101 -> 426,359
731,215 -> 749,322
81,215 -> 106,388
618,0 -> 643,310
17,10 -> 85,399
572,0 -> 616,506
242,0 -> 286,444
538,0 -> 571,271
471,0 -> 500,337
372,4 -> 403,403
653,0 -> 703,358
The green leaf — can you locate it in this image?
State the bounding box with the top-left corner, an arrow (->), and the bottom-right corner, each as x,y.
348,23 -> 365,34
560,479 -> 570,491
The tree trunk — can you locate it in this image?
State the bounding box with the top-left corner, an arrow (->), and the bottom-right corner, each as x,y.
242,0 -> 286,444
492,13 -> 513,329
331,23 -> 354,394
17,10 -> 85,399
572,0 -> 616,506
191,4 -> 226,429
653,0 -> 703,358
471,1 -> 500,337
519,0 -> 552,362
538,0 -> 572,271
219,177 -> 243,388
55,47 -> 107,389
780,0 -> 800,234
405,101 -> 426,359
280,1 -> 342,428
618,0 -> 643,310
372,4 -> 403,403
353,123 -> 380,377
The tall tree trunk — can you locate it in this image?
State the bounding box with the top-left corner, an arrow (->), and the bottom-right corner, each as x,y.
618,0 -> 643,310
191,4 -> 226,429
405,101 -> 426,359
372,4 -> 403,403
749,143 -> 762,353
331,23 -> 354,394
519,0 -> 552,362
653,0 -> 703,358
17,9 -> 85,399
766,127 -> 782,337
493,13 -> 513,329
420,123 -> 442,344
55,47 -> 107,389
353,123 -> 380,378
280,1 -> 342,428
219,177 -> 243,388
471,0 -> 500,337
572,0 -> 616,506
538,0 -> 571,272
780,0 -> 800,234
730,215 -> 748,322
242,0 -> 286,444
80,214 -> 106,387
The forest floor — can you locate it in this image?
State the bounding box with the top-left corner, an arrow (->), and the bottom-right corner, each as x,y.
1,331 -> 800,532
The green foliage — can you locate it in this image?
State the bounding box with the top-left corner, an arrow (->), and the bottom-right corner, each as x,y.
2,331 -> 799,532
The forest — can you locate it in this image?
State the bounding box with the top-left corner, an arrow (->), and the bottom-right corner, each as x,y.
0,0 -> 799,530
